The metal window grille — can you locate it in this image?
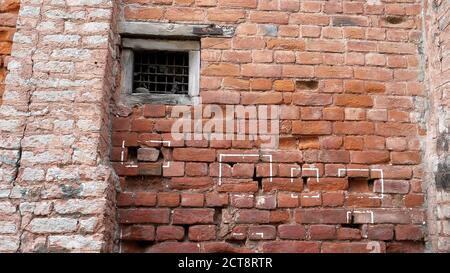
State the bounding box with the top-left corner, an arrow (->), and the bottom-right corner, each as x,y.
132,50 -> 189,95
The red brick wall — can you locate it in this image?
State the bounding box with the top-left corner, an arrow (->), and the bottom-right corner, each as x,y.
114,0 -> 427,253
0,0 -> 19,105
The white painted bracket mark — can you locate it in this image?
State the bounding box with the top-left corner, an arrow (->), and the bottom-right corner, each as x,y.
290,167 -> 301,183
302,167 -> 319,183
261,154 -> 273,182
121,140 -> 125,165
338,168 -> 384,199
255,232 -> 264,238
354,210 -> 375,224
232,233 -> 244,236
347,210 -> 374,224
303,193 -> 320,199
125,164 -> 138,168
146,140 -> 171,146
163,161 -> 170,168
291,194 -> 298,198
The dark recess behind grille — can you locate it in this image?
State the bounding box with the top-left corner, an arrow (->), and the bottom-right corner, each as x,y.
133,50 -> 189,95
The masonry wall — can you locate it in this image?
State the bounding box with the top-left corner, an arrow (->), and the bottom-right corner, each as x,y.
0,0 -> 20,105
0,0 -> 119,252
423,0 -> 450,252
114,0 -> 428,253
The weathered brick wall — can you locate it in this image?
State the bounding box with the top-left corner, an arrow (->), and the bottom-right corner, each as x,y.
0,0 -> 20,105
0,0 -> 119,252
423,0 -> 450,252
114,0 -> 428,253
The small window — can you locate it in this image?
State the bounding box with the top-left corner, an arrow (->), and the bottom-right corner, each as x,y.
120,38 -> 200,105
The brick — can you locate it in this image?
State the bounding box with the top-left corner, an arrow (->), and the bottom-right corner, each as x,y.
315,66 -> 353,78
374,180 -> 410,194
189,225 -> 216,241
164,8 -> 204,21
122,225 -> 155,241
241,92 -> 283,104
322,242 -> 384,253
138,163 -> 162,176
205,193 -> 229,207
306,40 -> 345,52
318,151 -> 350,163
292,92 -> 332,106
169,177 -> 213,190
218,180 -> 258,193
391,151 -> 420,165
231,163 -> 254,178
157,192 -> 180,207
147,242 -> 201,253
249,11 -> 289,24
292,121 -> 331,135
334,121 -> 373,136
263,241 -> 320,253
230,194 -> 254,208
404,194 -> 424,208
278,192 -> 299,208
295,209 -> 348,224
163,161 -> 185,177
337,228 -> 361,240
248,225 -> 276,240
173,148 -> 216,162
375,123 -> 417,137
236,209 -> 270,224
172,208 -> 215,224
218,0 -> 257,9
267,39 -> 305,50
309,225 -> 336,240
156,226 -> 184,241
322,192 -> 345,207
368,224 -> 394,240
185,162 -> 208,176
350,151 -> 390,164
335,94 -> 373,108
118,209 -> 170,224
278,224 -> 306,239
255,195 -> 277,209
202,63 -> 239,76
137,148 -> 159,162
263,178 -> 303,192
143,105 -> 165,117
395,225 -> 423,241
241,64 -> 282,77
124,7 -> 164,20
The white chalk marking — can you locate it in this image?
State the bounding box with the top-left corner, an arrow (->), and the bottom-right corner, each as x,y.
303,193 -> 320,199
261,154 -> 273,182
353,210 -> 375,224
146,140 -> 171,146
120,140 -> 125,165
290,167 -> 301,183
302,167 -> 319,182
346,211 -> 352,223
255,232 -> 264,238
